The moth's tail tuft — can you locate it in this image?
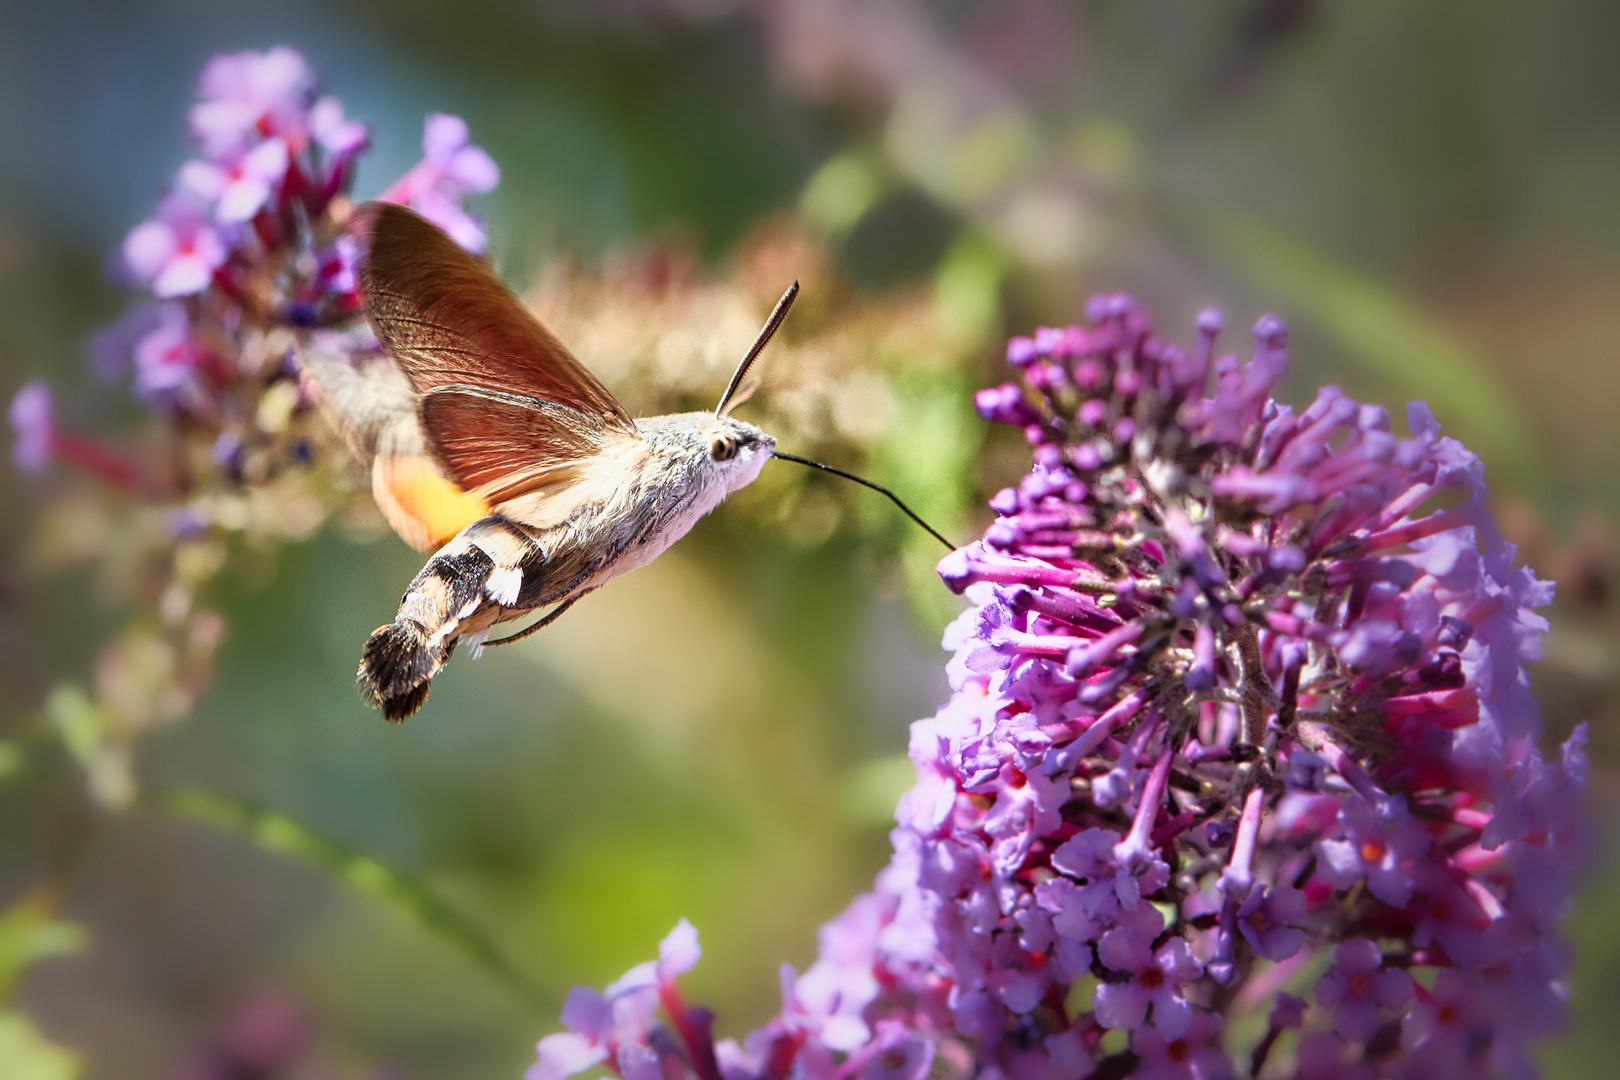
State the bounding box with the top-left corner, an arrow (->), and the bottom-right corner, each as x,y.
380,679 -> 432,723
358,620 -> 440,722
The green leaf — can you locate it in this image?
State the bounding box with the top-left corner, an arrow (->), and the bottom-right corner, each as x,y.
0,1011 -> 80,1080
934,229 -> 1012,341
0,741 -> 24,784
1202,215 -> 1539,488
871,371 -> 979,632
0,895 -> 86,1003
800,147 -> 890,235
43,684 -> 132,809
163,788 -> 543,1005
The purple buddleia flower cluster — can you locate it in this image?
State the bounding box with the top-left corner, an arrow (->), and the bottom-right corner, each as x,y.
529,297 -> 1585,1080
5,47 -> 500,806
10,45 -> 498,482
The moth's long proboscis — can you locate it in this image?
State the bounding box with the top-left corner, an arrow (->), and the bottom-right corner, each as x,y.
716,281 -> 799,416
771,451 -> 957,551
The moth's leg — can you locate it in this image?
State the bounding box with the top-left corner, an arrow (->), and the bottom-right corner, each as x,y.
486,588 -> 597,647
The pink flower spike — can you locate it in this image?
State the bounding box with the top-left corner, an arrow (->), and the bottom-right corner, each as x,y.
9,380 -> 53,471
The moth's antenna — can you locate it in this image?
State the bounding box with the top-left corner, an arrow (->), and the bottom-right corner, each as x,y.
772,451 -> 956,551
717,281 -> 799,416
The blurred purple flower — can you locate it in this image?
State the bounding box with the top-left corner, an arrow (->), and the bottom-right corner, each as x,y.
176,137 -> 290,223
308,96 -> 369,160
381,113 -> 500,252
189,46 -> 314,159
123,193 -> 228,297
174,990 -> 310,1080
132,303 -> 206,400
9,380 -> 53,470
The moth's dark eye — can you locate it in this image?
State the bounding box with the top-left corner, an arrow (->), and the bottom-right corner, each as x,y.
711,435 -> 739,461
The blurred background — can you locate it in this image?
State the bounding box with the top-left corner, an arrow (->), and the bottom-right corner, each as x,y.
0,1 -> 1616,1077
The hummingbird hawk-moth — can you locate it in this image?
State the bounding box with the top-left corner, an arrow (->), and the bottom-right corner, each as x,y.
302,202 -> 948,721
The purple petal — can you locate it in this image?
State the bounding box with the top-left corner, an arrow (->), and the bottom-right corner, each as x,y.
529,1033 -> 607,1080
1335,938 -> 1384,974
1149,989 -> 1191,1041
310,96 -> 368,157
1246,924 -> 1304,962
412,189 -> 486,253
176,160 -> 228,201
999,971 -> 1044,1014
448,145 -> 500,193
557,986 -> 609,1039
821,1014 -> 871,1053
242,137 -> 291,180
1043,1028 -> 1092,1080
9,380 -> 53,470
216,177 -> 273,223
122,220 -> 176,280
152,255 -> 216,298
1374,968 -> 1414,1011
605,960 -> 656,999
617,1043 -> 661,1080
1155,938 -> 1203,984
1316,838 -> 1364,889
1366,865 -> 1415,908
423,112 -> 471,161
1092,982 -> 1148,1031
1096,926 -> 1150,973
658,918 -> 702,981
1271,992 -> 1307,1029
1331,998 -> 1381,1043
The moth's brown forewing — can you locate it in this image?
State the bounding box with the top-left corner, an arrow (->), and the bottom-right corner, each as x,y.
356,202 -> 642,500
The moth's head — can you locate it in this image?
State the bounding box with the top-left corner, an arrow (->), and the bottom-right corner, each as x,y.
639,413 -> 776,493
